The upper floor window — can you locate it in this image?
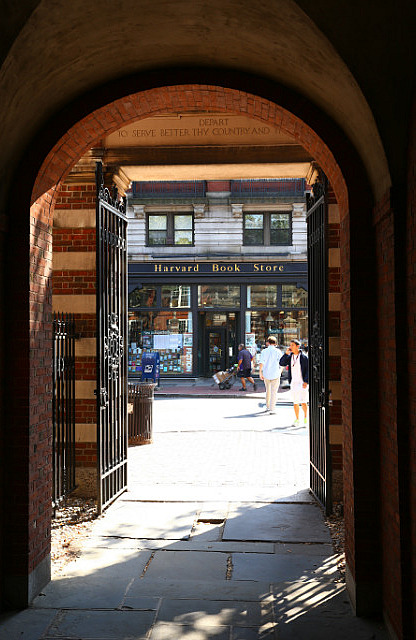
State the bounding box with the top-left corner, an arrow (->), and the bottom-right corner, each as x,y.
147,213 -> 193,246
243,212 -> 292,246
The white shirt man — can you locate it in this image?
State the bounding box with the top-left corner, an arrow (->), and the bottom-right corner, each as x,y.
259,336 -> 283,414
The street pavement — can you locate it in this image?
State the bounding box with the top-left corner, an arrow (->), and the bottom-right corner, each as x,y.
0,398 -> 388,639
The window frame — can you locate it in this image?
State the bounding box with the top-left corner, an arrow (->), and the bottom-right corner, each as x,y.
243,211 -> 292,246
146,212 -> 194,247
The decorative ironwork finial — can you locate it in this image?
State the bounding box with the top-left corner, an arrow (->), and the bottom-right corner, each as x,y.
306,169 -> 327,211
95,161 -> 126,214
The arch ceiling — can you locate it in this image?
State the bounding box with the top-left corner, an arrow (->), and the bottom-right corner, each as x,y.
1,0 -> 390,202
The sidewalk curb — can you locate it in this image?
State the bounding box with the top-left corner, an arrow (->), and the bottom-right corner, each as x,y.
154,392 -> 293,404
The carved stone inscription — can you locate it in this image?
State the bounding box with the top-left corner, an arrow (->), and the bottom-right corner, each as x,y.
106,114 -> 296,147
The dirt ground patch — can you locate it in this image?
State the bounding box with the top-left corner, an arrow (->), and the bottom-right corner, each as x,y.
51,498 -> 100,576
325,502 -> 345,582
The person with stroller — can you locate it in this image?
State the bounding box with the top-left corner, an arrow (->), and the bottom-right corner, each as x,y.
237,343 -> 257,391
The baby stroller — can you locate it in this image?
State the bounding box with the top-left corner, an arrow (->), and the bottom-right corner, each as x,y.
212,364 -> 238,390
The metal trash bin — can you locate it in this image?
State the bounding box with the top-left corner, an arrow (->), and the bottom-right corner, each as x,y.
128,382 -> 155,445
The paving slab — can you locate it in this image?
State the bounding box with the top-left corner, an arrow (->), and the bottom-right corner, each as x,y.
119,596 -> 160,611
143,550 -> 228,581
231,550 -> 339,583
274,543 -> 333,556
223,503 -> 331,543
91,502 -> 198,540
191,522 -> 223,542
156,598 -> 274,626
126,579 -> 272,600
0,609 -> 58,640
32,575 -> 131,609
173,541 -> 275,553
44,609 -> 156,639
149,622 -> 230,640
231,627 -> 277,640
84,538 -> 275,553
271,581 -> 388,639
60,548 -> 153,579
197,502 -> 230,521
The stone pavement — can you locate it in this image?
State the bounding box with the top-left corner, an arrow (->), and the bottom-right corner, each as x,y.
0,398 -> 388,639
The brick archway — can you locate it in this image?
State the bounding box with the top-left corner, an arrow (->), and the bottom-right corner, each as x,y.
32,85 -> 348,211
6,82 -> 380,616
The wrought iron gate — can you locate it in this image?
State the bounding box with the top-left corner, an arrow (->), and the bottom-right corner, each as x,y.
307,177 -> 332,514
96,162 -> 128,514
52,313 -> 76,507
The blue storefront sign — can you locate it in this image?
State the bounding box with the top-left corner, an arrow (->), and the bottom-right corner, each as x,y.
129,261 -> 307,277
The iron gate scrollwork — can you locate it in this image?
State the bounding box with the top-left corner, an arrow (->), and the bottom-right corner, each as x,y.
307,176 -> 332,514
96,162 -> 128,514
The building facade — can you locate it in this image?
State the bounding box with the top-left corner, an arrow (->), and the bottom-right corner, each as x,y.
127,178 -> 308,378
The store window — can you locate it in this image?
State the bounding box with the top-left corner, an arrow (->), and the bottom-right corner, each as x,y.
128,310 -> 193,376
245,309 -> 308,358
282,284 -> 308,307
128,286 -> 157,308
247,285 -> 277,308
243,212 -> 292,246
147,213 -> 193,246
198,285 -> 240,308
161,284 -> 191,308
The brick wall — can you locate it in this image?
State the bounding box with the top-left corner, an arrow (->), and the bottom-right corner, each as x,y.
53,184 -> 98,491
2,189 -> 54,605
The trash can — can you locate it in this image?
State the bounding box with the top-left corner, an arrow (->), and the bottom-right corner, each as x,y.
141,351 -> 160,383
128,382 -> 155,445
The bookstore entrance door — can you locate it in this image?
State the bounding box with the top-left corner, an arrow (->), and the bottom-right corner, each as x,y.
207,328 -> 227,376
201,311 -> 238,377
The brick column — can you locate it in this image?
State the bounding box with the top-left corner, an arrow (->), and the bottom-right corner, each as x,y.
53,183 -> 97,497
3,190 -> 54,606
341,184 -> 382,617
327,188 -> 343,500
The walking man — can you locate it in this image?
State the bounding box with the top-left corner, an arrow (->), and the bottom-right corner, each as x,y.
279,339 -> 309,426
237,343 -> 257,391
259,336 -> 282,414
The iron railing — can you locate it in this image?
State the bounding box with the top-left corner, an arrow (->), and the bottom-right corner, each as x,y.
231,178 -> 306,198
131,179 -> 307,200
128,383 -> 155,445
132,180 -> 205,198
52,312 -> 76,507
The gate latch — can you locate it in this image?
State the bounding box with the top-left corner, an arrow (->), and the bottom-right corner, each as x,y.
100,388 -> 108,408
94,388 -> 108,408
